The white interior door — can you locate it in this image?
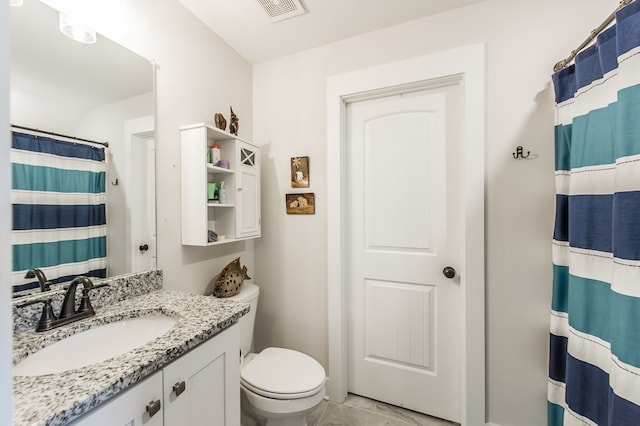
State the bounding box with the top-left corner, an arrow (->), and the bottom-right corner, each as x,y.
125,116 -> 156,272
346,83 -> 462,422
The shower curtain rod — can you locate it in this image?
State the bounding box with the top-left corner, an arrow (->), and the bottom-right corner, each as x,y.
11,124 -> 109,148
553,0 -> 635,72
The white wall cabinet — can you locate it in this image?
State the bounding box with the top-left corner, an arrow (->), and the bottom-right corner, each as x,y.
180,123 -> 261,246
71,325 -> 240,426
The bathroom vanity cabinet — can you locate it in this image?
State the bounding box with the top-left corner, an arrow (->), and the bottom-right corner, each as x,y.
180,123 -> 261,246
71,324 -> 240,426
71,371 -> 163,426
163,323 -> 240,425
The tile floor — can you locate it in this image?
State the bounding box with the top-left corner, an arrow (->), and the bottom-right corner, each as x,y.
241,393 -> 459,426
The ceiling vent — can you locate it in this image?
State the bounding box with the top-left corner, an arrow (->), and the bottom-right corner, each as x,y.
257,0 -> 306,23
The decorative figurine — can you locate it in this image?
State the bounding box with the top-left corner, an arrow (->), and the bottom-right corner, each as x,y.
214,113 -> 227,131
213,257 -> 250,298
229,106 -> 239,136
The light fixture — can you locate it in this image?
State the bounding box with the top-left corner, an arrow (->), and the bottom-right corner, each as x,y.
9,0 -> 24,6
59,12 -> 96,44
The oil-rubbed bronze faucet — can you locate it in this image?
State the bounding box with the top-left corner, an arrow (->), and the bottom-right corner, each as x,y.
17,276 -> 108,332
60,276 -> 95,319
24,268 -> 51,292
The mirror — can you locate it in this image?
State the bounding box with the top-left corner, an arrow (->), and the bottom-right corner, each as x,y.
10,1 -> 156,296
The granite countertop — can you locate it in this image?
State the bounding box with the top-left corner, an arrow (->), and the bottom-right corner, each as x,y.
12,289 -> 249,426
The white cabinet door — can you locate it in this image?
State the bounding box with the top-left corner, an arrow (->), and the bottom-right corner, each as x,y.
235,142 -> 260,239
163,324 -> 240,426
70,371 -> 163,426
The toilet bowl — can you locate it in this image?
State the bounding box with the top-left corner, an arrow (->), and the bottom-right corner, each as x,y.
223,283 -> 326,426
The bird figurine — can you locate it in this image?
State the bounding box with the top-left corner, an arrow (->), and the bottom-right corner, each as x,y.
229,106 -> 239,136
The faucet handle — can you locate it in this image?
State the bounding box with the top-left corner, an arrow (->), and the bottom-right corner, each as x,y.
77,289 -> 94,315
77,283 -> 109,314
17,298 -> 57,332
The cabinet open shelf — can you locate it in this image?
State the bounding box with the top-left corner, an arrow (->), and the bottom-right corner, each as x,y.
207,203 -> 234,208
207,164 -> 234,174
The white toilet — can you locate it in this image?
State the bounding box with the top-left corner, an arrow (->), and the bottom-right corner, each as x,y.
225,283 -> 326,426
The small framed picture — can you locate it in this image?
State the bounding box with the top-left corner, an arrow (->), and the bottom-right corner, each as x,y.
286,193 -> 315,215
291,156 -> 310,188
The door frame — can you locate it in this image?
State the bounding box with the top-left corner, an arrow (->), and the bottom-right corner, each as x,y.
124,115 -> 155,272
326,44 -> 486,425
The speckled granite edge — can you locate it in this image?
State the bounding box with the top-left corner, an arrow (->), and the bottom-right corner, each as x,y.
13,289 -> 250,426
12,270 -> 163,334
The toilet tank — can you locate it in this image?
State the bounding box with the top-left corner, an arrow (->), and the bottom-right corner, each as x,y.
223,282 -> 259,358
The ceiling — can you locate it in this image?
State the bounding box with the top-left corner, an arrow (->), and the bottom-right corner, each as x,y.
177,0 -> 486,64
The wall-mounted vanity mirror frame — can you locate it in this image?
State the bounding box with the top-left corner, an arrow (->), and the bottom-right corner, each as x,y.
10,0 -> 157,296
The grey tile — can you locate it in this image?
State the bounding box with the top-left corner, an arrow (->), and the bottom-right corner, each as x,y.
242,394 -> 458,426
307,399 -> 329,426
341,394 -> 379,411
317,401 -> 406,426
340,394 -> 458,426
241,398 -> 328,426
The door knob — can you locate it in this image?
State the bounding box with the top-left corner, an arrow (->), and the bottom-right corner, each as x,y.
443,267 -> 456,279
139,244 -> 149,252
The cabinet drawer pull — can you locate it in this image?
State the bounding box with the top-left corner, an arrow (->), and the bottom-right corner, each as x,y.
173,381 -> 186,397
146,399 -> 161,417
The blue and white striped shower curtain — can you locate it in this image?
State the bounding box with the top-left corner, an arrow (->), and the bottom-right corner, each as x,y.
11,132 -> 107,292
548,2 -> 640,425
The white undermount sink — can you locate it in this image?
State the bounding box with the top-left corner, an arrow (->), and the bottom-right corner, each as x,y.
13,314 -> 177,377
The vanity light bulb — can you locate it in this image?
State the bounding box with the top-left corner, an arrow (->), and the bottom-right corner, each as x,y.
59,12 -> 97,44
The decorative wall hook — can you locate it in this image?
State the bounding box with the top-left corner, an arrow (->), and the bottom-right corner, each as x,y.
111,178 -> 119,186
513,146 -> 531,159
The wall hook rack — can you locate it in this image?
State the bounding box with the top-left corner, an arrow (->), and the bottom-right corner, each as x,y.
513,146 -> 531,159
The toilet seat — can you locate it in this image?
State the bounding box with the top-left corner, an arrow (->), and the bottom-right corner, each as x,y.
241,347 -> 325,400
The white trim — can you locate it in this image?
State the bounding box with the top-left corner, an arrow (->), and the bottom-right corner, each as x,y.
1,5 -> 13,422
326,44 -> 486,426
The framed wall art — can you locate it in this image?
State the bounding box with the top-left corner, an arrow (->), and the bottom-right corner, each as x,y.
291,156 -> 309,188
286,193 -> 315,215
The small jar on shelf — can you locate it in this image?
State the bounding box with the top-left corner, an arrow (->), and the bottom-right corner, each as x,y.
219,181 -> 227,204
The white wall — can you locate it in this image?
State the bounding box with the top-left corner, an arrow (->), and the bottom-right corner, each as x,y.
48,0 -> 256,294
1,2 -> 12,423
75,93 -> 154,276
252,0 -> 618,425
10,88 -> 88,133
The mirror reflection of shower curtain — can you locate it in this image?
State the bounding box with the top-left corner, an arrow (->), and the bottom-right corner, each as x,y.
549,2 -> 640,425
11,132 -> 107,293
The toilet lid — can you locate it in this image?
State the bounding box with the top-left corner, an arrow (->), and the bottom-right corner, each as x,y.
241,347 -> 325,399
